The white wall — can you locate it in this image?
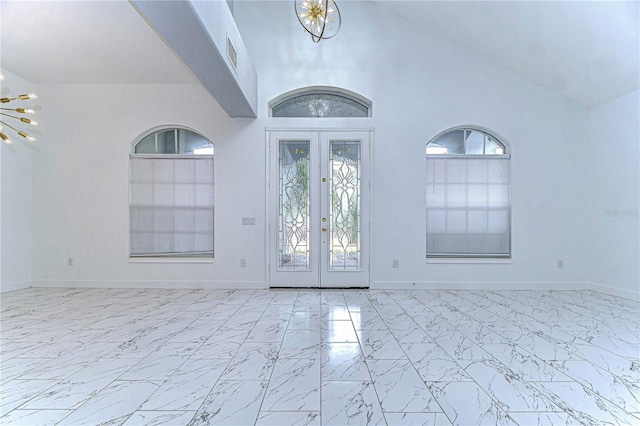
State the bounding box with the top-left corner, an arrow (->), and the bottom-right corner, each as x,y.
588,91 -> 640,300
1,69 -> 34,293
26,1 -> 637,298
234,1 -> 593,291
31,83 -> 267,288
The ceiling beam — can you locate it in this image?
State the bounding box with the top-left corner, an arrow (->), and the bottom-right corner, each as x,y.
131,0 -> 258,118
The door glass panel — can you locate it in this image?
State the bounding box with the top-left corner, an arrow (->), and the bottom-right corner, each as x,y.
329,141 -> 361,270
278,141 -> 311,269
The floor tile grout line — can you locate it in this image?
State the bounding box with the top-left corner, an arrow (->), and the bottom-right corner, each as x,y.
252,289 -> 300,423
449,290 -> 639,420
49,289 -> 206,425
482,293 -> 638,380
394,290 -> 584,421
367,289 -> 453,424
151,289 -> 264,425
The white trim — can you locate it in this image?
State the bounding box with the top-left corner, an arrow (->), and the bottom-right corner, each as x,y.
373,280 -> 590,291
588,281 -> 640,302
425,154 -> 511,159
264,128 -> 271,291
31,280 -> 267,290
130,154 -> 214,160
26,280 -> 640,301
426,258 -> 512,264
1,280 -> 31,293
267,127 -> 375,133
128,257 -> 214,264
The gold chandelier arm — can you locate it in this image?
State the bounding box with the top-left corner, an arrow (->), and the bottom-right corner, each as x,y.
0,112 -> 39,126
0,119 -> 19,132
0,107 -> 36,114
0,74 -> 39,147
0,119 -> 37,142
0,93 -> 38,103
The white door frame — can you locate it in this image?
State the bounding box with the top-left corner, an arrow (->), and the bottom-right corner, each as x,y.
266,128 -> 374,288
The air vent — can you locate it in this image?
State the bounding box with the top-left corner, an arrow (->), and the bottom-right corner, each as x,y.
226,35 -> 238,72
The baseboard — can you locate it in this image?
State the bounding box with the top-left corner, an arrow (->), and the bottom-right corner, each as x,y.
587,281 -> 640,302
372,280 -> 591,291
31,280 -> 268,290
26,280 -> 640,301
0,280 -> 31,293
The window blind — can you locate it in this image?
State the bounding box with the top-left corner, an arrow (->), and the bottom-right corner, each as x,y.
426,156 -> 510,257
130,156 -> 214,256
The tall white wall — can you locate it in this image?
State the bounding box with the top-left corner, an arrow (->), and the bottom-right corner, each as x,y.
31,83 -> 267,288
1,69 -> 34,293
588,91 -> 640,300
26,1 -> 637,298
235,1 -> 593,290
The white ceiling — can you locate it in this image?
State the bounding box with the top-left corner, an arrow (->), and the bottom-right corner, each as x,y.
0,0 -> 198,85
380,0 -> 639,107
1,0 -> 638,107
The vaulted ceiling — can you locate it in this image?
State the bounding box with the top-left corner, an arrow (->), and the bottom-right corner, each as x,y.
0,0 -> 198,85
380,0 -> 639,107
1,0 -> 637,107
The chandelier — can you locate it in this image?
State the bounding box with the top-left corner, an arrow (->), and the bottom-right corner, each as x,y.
295,0 -> 341,43
0,74 -> 39,146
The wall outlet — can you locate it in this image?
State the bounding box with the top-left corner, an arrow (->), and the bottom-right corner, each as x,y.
557,260 -> 564,269
68,257 -> 74,267
392,259 -> 399,268
241,217 -> 256,225
240,258 -> 247,268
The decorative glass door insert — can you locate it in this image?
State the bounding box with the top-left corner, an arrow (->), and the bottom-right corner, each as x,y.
270,130 -> 370,288
329,141 -> 361,270
278,141 -> 310,269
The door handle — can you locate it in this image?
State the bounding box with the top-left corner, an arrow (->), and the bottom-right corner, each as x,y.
322,227 -> 328,232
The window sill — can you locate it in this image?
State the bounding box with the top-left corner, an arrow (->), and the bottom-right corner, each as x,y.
426,257 -> 512,265
129,257 -> 214,264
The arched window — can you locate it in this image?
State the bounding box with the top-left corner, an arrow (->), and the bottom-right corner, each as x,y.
130,127 -> 214,258
270,86 -> 372,117
426,128 -> 506,155
426,127 -> 511,259
134,127 -> 214,155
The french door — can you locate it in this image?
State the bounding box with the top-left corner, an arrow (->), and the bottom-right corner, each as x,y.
269,130 -> 371,288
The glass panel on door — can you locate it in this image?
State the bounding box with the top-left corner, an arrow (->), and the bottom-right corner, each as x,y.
278,141 -> 311,270
329,141 -> 361,270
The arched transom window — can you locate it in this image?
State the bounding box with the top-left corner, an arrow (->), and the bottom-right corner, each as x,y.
270,86 -> 372,117
426,128 -> 506,155
135,127 -> 214,155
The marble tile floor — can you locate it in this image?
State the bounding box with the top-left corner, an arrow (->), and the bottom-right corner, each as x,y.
0,287 -> 638,425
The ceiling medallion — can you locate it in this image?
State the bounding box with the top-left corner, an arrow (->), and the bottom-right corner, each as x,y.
295,0 -> 341,43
